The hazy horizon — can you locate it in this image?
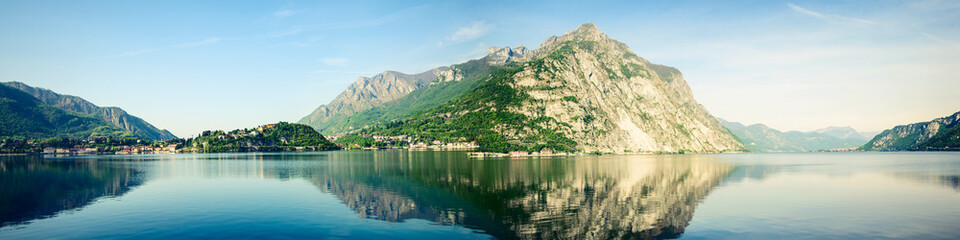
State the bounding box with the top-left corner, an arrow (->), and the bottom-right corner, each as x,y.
2,0 -> 958,138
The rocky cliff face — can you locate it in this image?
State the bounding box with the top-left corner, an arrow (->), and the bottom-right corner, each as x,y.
2,82 -> 177,140
862,110 -> 960,151
500,23 -> 741,152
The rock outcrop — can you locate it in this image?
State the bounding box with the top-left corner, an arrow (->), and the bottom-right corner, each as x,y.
500,23 -> 742,152
1,81 -> 176,140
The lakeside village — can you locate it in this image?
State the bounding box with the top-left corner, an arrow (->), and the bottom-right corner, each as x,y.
0,122 -> 581,157
325,133 -> 573,157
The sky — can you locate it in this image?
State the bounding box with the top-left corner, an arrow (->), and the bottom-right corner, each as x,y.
1,0 -> 958,138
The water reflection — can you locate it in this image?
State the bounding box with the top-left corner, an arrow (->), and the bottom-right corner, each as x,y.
312,151 -> 734,239
716,153 -> 960,192
0,156 -> 144,227
0,152 -> 734,239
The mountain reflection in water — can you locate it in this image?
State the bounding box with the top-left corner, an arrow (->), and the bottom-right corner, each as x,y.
0,156 -> 144,227
310,151 -> 733,239
0,152 -> 732,239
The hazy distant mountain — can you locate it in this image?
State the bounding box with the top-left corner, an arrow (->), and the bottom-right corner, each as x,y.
719,120 -> 803,152
813,126 -> 866,140
309,23 -> 742,153
2,82 -> 176,140
862,110 -> 960,151
0,84 -> 137,139
720,119 -> 867,152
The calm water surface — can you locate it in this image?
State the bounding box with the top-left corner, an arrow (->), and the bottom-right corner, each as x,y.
1,151 -> 958,239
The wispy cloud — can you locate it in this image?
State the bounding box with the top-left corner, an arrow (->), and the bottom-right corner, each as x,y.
788,3 -> 876,26
923,32 -> 960,48
437,21 -> 493,47
320,57 -> 349,66
171,37 -> 221,49
448,21 -> 492,42
93,37 -> 221,59
273,9 -> 300,18
262,5 -> 429,39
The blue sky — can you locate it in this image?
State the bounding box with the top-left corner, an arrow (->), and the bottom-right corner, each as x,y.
2,0 -> 958,138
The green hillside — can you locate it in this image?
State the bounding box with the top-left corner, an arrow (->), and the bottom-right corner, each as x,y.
917,124 -> 960,150
0,84 -> 138,140
317,59 -> 492,134
358,61 -> 578,153
184,122 -> 338,153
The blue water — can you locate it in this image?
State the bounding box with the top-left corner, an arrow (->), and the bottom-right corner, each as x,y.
1,151 -> 958,239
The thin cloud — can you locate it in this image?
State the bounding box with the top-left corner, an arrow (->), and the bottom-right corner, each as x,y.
448,21 -> 492,42
923,32 -> 960,48
310,70 -> 374,75
437,21 -> 493,47
93,37 -> 221,59
788,3 -> 876,26
262,5 -> 429,39
320,57 -> 350,66
171,37 -> 221,49
273,9 -> 300,18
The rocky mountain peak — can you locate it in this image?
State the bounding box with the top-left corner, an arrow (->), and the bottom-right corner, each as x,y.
485,46 -> 530,64
537,23 -> 615,53
566,23 -> 605,40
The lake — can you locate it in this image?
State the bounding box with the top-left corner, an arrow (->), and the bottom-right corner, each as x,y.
1,151 -> 959,239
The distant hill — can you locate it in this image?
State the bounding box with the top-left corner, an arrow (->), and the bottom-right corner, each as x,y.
720,119 -> 867,152
862,110 -> 960,151
183,122 -> 338,153
813,126 -> 866,140
0,84 -> 137,139
2,82 -> 176,140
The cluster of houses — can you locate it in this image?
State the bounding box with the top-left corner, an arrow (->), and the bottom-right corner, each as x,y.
469,148 -> 576,158
409,140 -> 479,149
42,144 -> 180,156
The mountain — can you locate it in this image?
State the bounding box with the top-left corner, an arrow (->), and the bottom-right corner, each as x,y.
298,70 -> 443,132
862,110 -> 960,151
309,23 -> 743,153
720,119 -> 867,152
719,120 -> 803,152
298,47 -> 529,134
813,126 -> 866,140
0,84 -> 137,139
2,82 -> 177,140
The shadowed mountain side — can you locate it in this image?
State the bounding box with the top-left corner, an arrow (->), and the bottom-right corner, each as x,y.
308,151 -> 733,240
2,82 -> 176,140
0,156 -> 145,226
